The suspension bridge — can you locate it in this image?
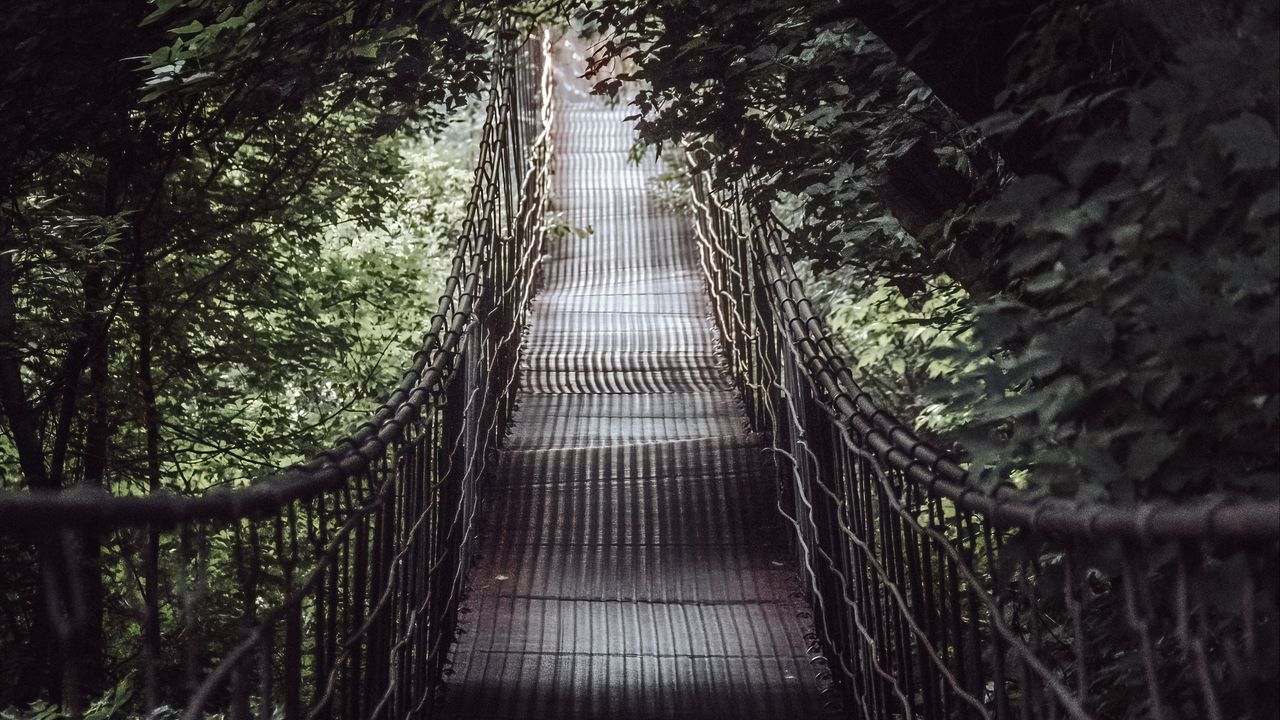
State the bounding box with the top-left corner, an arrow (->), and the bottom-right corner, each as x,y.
0,30 -> 1276,720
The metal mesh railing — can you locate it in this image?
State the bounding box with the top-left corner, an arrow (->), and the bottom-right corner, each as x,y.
0,28 -> 555,720
690,172 -> 1280,720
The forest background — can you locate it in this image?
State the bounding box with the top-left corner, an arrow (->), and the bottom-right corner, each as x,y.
1,0 -> 1276,714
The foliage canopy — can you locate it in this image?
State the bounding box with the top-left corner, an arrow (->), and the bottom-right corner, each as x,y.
581,0 -> 1279,502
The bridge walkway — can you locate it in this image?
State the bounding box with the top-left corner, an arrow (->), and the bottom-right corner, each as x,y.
435,39 -> 828,720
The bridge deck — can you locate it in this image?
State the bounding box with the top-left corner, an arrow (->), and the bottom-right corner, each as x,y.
436,40 -> 826,719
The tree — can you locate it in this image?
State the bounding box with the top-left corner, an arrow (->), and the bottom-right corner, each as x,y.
580,0 -> 1279,501
0,0 -> 508,708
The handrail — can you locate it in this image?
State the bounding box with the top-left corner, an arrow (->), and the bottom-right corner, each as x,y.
755,233 -> 1280,541
0,42 -> 514,531
689,169 -> 1280,720
0,26 -> 558,718
0,267 -> 478,528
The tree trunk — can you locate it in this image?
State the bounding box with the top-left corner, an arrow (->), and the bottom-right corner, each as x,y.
63,266 -> 110,713
134,244 -> 164,711
0,225 -> 59,701
0,233 -> 53,489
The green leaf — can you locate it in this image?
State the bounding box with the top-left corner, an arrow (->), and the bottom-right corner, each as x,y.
170,20 -> 203,35
1125,433 -> 1176,480
1208,113 -> 1279,171
1065,128 -> 1133,186
1247,189 -> 1279,223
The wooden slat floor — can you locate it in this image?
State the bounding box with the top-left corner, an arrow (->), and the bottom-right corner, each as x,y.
434,38 -> 828,720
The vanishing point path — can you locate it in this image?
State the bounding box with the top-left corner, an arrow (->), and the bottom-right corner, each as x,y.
435,40 -> 830,719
